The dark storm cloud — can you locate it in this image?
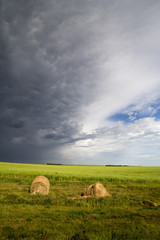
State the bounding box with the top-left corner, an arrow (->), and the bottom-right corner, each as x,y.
0,0 -> 102,162
4,118 -> 25,129
1,0 -> 160,165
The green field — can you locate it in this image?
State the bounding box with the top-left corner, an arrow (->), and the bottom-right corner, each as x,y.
0,162 -> 160,240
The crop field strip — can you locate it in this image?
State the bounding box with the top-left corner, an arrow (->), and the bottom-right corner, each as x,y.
0,162 -> 160,240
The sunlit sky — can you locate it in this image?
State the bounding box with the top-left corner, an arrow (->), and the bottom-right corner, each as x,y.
1,0 -> 160,166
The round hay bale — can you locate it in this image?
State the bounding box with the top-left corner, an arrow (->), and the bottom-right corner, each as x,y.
30,176 -> 50,195
82,182 -> 111,198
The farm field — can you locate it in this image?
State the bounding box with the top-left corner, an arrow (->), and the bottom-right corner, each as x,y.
0,162 -> 160,240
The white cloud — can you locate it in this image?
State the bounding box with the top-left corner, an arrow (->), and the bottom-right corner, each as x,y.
58,117 -> 160,165
74,1 -> 160,132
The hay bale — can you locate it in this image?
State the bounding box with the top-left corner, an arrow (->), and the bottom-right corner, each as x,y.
82,182 -> 111,198
30,176 -> 50,195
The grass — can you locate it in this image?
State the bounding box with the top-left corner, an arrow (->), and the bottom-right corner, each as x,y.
0,162 -> 160,239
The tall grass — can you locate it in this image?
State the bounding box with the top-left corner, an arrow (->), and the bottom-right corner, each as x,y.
1,162 -> 160,183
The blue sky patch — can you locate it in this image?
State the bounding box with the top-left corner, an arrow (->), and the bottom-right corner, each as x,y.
108,100 -> 160,123
108,112 -> 138,123
109,112 -> 131,123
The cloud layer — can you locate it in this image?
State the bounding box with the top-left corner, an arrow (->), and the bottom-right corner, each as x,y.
1,0 -> 160,165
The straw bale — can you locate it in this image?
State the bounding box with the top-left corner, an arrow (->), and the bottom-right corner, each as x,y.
82,182 -> 111,198
30,176 -> 50,195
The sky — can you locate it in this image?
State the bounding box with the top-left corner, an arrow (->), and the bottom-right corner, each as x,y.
1,0 -> 160,166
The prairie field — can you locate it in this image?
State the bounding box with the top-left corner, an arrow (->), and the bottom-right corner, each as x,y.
0,162 -> 160,240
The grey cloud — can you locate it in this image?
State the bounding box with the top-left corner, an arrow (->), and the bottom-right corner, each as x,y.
1,0 -> 160,164
1,0 -> 100,139
5,118 -> 25,129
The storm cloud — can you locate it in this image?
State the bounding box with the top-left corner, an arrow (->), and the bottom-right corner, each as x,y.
1,0 -> 160,165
